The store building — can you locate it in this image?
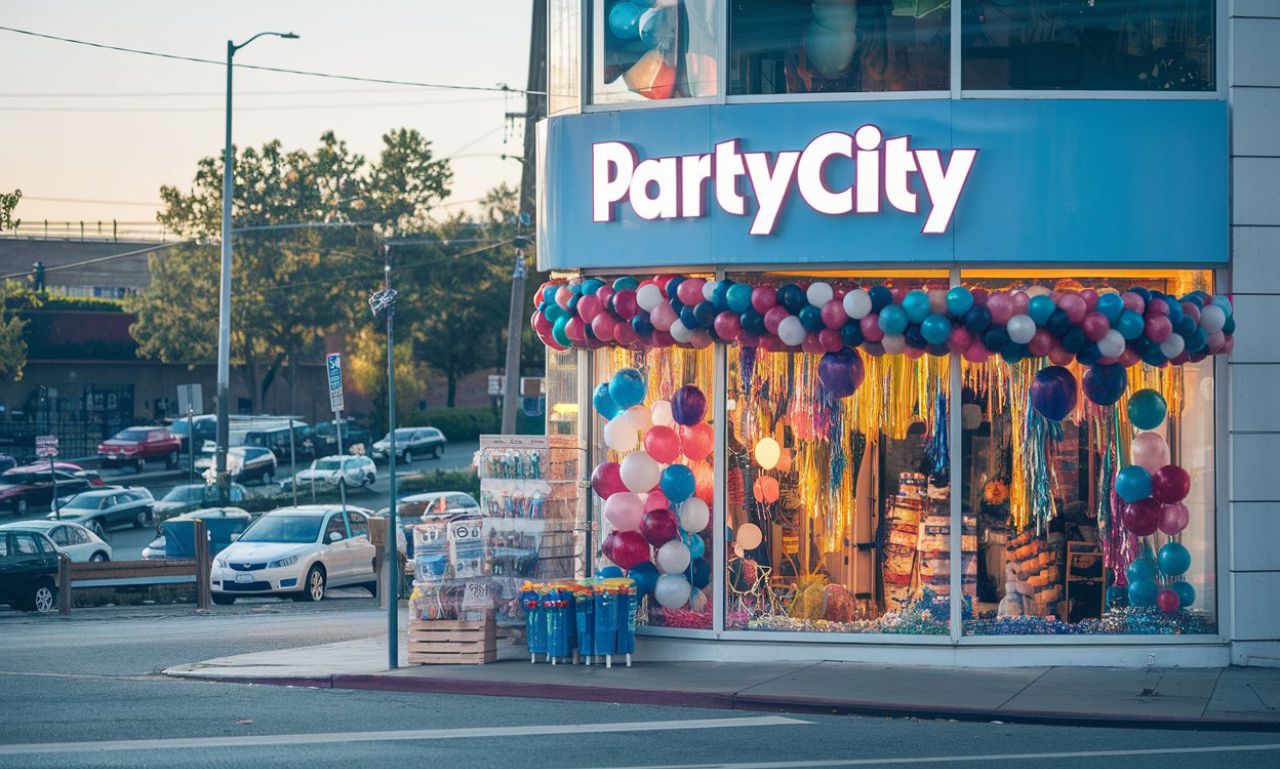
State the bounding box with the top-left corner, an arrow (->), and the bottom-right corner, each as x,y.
534,1 -> 1276,667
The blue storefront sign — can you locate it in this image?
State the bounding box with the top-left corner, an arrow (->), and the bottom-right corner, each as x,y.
538,99 -> 1227,270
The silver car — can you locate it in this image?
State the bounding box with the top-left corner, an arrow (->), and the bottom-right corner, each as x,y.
49,487 -> 155,536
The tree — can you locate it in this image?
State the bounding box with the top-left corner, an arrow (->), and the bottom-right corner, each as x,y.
130,130 -> 452,411
0,189 -> 20,231
347,327 -> 429,435
0,281 -> 28,381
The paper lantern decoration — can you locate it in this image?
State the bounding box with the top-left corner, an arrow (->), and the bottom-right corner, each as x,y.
754,437 -> 781,470
736,522 -> 763,550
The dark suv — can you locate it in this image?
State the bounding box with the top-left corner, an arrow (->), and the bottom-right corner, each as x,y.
313,420 -> 372,457
0,529 -> 59,612
245,424 -> 315,463
0,468 -> 94,516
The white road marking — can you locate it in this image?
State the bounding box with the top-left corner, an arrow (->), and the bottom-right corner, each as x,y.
577,742 -> 1280,769
0,715 -> 805,755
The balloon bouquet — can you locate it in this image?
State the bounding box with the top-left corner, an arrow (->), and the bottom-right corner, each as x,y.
592,368 -> 714,620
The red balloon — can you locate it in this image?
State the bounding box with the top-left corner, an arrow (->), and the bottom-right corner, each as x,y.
860,313 -> 885,342
591,313 -> 618,342
1123,498 -> 1162,536
577,294 -> 602,323
820,300 -> 846,329
751,286 -> 778,314
652,329 -> 675,347
691,460 -> 714,505
677,278 -> 705,306
604,529 -> 651,570
592,462 -> 626,499
818,328 -> 844,352
643,425 -> 681,464
1028,328 -> 1054,358
644,488 -> 670,513
763,305 -> 790,334
1081,312 -> 1110,342
640,508 -> 680,546
962,341 -> 990,363
947,327 -> 972,353
1119,348 -> 1141,367
753,475 -> 780,503
1011,291 -> 1029,315
612,289 -> 639,320
801,333 -> 825,354
565,316 -> 587,344
533,310 -> 552,336
713,311 -> 742,340
1079,288 -> 1099,310
613,321 -> 640,348
1157,588 -> 1181,613
680,422 -> 713,461
1151,464 -> 1190,504
1048,342 -> 1074,366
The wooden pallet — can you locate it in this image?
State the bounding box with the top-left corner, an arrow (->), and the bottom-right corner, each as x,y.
407,618 -> 496,665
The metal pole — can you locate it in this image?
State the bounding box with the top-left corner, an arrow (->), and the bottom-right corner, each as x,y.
289,417 -> 298,507
384,246 -> 399,669
335,414 -> 347,515
500,241 -> 528,434
215,39 -> 235,507
187,409 -> 195,487
50,454 -> 59,520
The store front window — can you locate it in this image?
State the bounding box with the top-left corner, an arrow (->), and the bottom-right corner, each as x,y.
592,0 -> 721,104
959,271 -> 1217,635
961,0 -> 1216,91
723,272 -> 955,634
549,0 -> 584,114
730,0 -> 951,95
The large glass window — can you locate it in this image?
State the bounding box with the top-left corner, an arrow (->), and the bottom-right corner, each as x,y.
731,0 -> 951,95
961,0 -> 1215,91
549,0 -> 583,114
959,270 -> 1216,635
723,272 -> 954,634
592,0 -> 721,104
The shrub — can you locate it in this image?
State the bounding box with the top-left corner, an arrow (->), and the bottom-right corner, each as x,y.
402,406 -> 542,443
399,468 -> 480,498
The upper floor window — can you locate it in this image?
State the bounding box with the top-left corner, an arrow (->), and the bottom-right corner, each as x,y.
592,0 -> 722,104
730,0 -> 951,95
961,0 -> 1215,91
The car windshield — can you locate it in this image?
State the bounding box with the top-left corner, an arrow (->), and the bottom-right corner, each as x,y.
162,486 -> 202,502
112,429 -> 151,442
63,495 -> 104,510
381,429 -> 419,442
238,515 -> 322,544
314,459 -> 341,471
0,470 -> 39,485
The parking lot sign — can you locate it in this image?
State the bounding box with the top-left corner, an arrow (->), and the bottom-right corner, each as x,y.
326,353 -> 344,414
35,435 -> 58,459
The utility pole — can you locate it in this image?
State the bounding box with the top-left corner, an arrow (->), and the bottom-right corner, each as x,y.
370,244 -> 400,669
500,238 -> 530,434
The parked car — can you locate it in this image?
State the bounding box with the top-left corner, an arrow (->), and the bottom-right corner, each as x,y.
153,483 -> 247,519
312,420 -> 372,456
0,520 -> 110,562
0,454 -> 16,473
283,455 -> 376,492
26,462 -> 106,488
166,414 -> 216,453
97,426 -> 182,472
210,505 -> 377,604
370,427 -> 446,464
393,491 -> 481,560
0,529 -> 59,612
245,423 -> 315,464
141,507 -> 252,560
49,487 -> 155,536
0,467 -> 95,516
195,446 -> 278,485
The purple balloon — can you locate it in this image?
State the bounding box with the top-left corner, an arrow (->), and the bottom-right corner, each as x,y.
818,348 -> 865,399
1029,365 -> 1078,422
671,385 -> 707,426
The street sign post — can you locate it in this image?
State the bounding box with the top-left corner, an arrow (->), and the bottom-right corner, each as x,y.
325,353 -> 347,516
36,435 -> 59,519
178,384 -> 203,486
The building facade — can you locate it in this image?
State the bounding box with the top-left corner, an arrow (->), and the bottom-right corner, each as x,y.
535,1 -> 1277,667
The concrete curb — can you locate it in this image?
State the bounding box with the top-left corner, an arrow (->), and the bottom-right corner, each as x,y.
165,671 -> 1280,732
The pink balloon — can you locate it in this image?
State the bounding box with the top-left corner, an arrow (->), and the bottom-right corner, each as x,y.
1145,315 -> 1172,343
1011,291 -> 1030,315
676,278 -> 705,306
860,313 -> 884,342
889,286 -> 905,303
576,294 -> 602,323
751,286 -> 778,314
1119,348 -> 1140,367
1159,502 -> 1190,535
1081,312 -> 1110,342
680,422 -> 714,461
1206,330 -> 1226,353
649,303 -> 678,332
738,332 -> 760,348
565,316 -> 588,344
1028,329 -> 1054,357
1146,299 -> 1169,317
713,311 -> 741,340
1079,288 -> 1099,310
904,345 -> 925,360
1223,335 -> 1235,355
592,462 -> 626,499
759,334 -> 787,352
613,322 -> 640,348
596,285 -> 614,308
612,289 -> 639,320
533,310 -> 552,336
963,341 -> 990,364
947,327 -> 972,352
689,330 -> 713,349
644,488 -> 670,513
644,425 -> 681,464
651,329 -> 675,347
1058,293 -> 1087,324
971,288 -> 989,307
1131,431 -> 1170,474
928,289 -> 948,314
820,300 -> 846,329
604,492 -> 645,531
987,292 -> 1014,325
555,285 -> 573,309
801,333 -> 825,354
591,313 -> 618,342
763,305 -> 790,334
818,328 -> 844,352
1121,291 -> 1145,314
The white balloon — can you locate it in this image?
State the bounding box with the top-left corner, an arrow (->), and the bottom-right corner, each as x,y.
678,497 -> 710,533
881,334 -> 906,354
777,316 -> 806,346
688,589 -> 709,612
702,280 -> 719,302
651,400 -> 675,427
806,281 -> 834,308
1006,314 -> 1036,344
1025,285 -> 1052,298
656,539 -> 692,574
1159,334 -> 1185,359
619,451 -> 660,493
636,283 -> 664,312
603,417 -> 638,453
843,288 -> 872,319
624,405 -> 652,432
654,574 -> 692,609
1098,329 -> 1126,358
1199,304 -> 1226,333
736,523 -> 763,550
754,436 -> 781,470
669,318 -> 693,343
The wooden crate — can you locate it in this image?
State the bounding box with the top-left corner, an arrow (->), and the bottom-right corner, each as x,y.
407,617 -> 496,665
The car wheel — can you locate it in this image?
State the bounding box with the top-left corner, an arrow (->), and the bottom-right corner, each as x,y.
401,449 -> 412,464
433,444 -> 443,459
134,457 -> 145,473
211,593 -> 236,606
29,579 -> 56,613
165,451 -> 178,469
299,565 -> 326,602
363,474 -> 374,488
90,551 -> 109,562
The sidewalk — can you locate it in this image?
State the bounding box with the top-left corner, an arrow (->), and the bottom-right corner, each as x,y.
165,635 -> 1280,731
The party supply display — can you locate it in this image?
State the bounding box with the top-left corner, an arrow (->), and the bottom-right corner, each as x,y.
520,579 -> 638,668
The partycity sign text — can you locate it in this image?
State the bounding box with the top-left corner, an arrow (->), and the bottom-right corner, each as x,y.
593,125 -> 977,235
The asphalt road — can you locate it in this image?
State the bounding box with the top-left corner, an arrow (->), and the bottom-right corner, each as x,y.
0,606 -> 1278,769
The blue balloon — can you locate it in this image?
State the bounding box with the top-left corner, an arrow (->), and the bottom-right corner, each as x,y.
541,284 -> 558,306
920,314 -> 951,346
1116,310 -> 1145,340
592,382 -> 620,419
552,315 -> 572,346
1171,580 -> 1196,608
1106,584 -> 1128,608
679,305 -> 702,330
798,305 -> 824,331
740,309 -> 765,336
596,565 -> 624,579
868,285 -> 893,311
840,321 -> 864,347
982,326 -> 1009,354
631,313 -> 654,336
1082,363 -> 1127,406
682,531 -> 706,560
1097,293 -> 1125,322
1126,557 -> 1156,584
878,304 -> 909,335
580,278 -> 605,296
608,2 -> 642,39
1028,295 -> 1056,325
1158,542 -> 1191,576
659,464 -> 696,503
962,305 -> 992,334
693,301 -> 716,328
1115,465 -> 1153,503
901,290 -> 931,324
1127,389 -> 1167,430
1029,365 -> 1078,422
711,281 -> 730,310
777,284 -> 807,313
946,286 -> 974,317
726,282 -> 753,313
689,557 -> 711,589
612,276 -> 639,291
608,368 -> 646,409
1128,578 -> 1159,608
628,562 -> 659,596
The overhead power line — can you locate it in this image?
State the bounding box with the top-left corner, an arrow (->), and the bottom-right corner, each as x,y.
0,25 -> 546,96
0,241 -> 188,280
0,96 -> 505,113
21,196 -> 160,206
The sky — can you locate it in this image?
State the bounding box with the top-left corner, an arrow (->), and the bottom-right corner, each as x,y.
0,1 -> 532,234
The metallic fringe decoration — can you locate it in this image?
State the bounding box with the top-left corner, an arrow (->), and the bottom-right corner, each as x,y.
927,391 -> 949,483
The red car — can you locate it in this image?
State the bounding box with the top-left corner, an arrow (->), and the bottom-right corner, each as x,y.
97,427 -> 182,472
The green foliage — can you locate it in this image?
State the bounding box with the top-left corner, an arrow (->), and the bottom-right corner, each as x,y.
399,468 -> 481,499
0,189 -> 20,230
0,281 -> 27,380
403,405 -> 542,443
4,288 -> 126,313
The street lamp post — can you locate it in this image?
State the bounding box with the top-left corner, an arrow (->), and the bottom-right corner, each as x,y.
370,246 -> 400,669
216,31 -> 298,503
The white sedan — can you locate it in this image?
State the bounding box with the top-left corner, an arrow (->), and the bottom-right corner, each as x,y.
0,520 -> 111,562
282,455 -> 376,492
210,505 -> 377,604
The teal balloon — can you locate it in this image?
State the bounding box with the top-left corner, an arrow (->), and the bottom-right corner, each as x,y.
901,290 -> 931,323
1128,578 -> 1159,608
946,286 -> 974,317
1115,465 -> 1153,503
1158,541 -> 1191,576
1116,310 -> 1145,340
682,530 -> 706,560
608,368 -> 647,409
552,315 -> 572,346
1127,389 -> 1167,430
1126,557 -> 1156,584
921,314 -> 951,346
659,464 -> 695,503
1171,580 -> 1196,608
580,278 -> 605,296
595,565 -> 624,579
1029,295 -> 1055,325
612,276 -> 639,291
1106,584 -> 1127,608
1097,293 -> 1124,322
608,1 -> 642,39
878,304 -> 908,335
543,301 -> 566,322
593,382 -> 620,419
726,282 -> 754,313
628,562 -> 659,596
